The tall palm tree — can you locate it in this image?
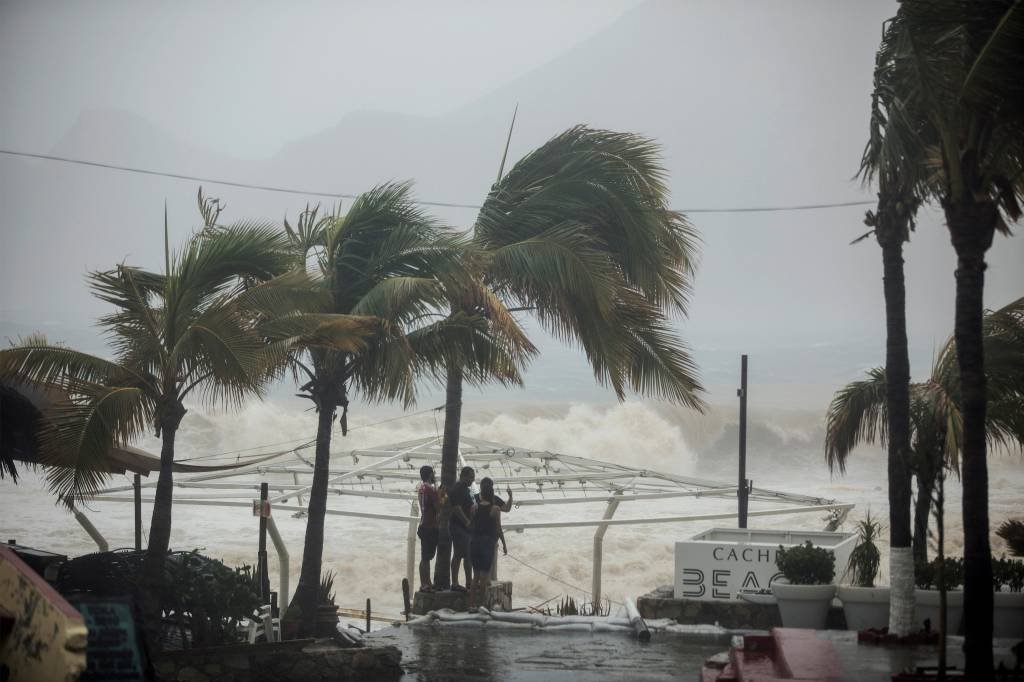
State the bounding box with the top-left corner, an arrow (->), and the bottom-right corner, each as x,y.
859,32 -> 927,633
871,2 -> 1024,670
276,183 -> 533,635
826,296 -> 1024,570
0,219 -> 292,648
432,126 -> 705,587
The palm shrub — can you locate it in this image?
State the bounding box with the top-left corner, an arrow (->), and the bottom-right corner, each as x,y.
847,512 -> 884,588
996,520 -> 1024,558
825,297 -> 1024,563
0,216 -> 292,648
776,542 -> 835,586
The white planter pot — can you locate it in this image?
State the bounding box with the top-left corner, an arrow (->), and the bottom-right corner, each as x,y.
914,589 -> 963,634
993,591 -> 1024,639
772,583 -> 836,629
837,586 -> 890,631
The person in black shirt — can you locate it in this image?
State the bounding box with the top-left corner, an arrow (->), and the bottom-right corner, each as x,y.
469,477 -> 511,609
447,466 -> 475,592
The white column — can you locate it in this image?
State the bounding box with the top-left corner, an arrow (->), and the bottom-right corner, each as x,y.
72,507 -> 108,552
406,499 -> 418,592
592,491 -> 622,608
266,515 -> 289,615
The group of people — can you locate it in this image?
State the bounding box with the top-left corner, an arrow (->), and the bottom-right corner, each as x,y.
416,464 -> 512,608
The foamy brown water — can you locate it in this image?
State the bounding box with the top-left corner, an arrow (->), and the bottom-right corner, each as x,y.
3,399 -> 1021,619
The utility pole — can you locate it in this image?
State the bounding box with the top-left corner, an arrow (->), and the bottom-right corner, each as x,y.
133,474 -> 142,550
737,355 -> 749,528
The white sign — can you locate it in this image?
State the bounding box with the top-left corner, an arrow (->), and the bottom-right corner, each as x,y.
674,528 -> 856,601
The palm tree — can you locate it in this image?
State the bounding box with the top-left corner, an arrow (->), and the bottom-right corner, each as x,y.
825,296 -> 1024,570
859,32 -> 927,633
871,2 -> 1024,669
432,126 -> 705,587
0,218 -> 292,648
276,183 -> 533,635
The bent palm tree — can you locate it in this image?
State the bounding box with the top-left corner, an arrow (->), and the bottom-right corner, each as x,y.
277,183 -> 533,635
872,3 -> 1024,669
0,220 -> 292,648
826,296 -> 1024,565
433,126 -> 705,587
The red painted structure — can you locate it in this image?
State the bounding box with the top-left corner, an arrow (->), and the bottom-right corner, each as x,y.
703,628 -> 843,682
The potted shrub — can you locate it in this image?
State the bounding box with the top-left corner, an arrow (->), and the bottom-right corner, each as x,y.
837,513 -> 889,631
992,556 -> 1024,638
914,556 -> 963,634
772,541 -> 836,629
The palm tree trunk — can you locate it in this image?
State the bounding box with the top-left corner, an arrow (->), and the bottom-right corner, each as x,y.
140,403 -> 185,652
946,200 -> 996,676
289,397 -> 336,636
433,363 -> 463,589
912,470 -> 933,566
880,235 -> 915,636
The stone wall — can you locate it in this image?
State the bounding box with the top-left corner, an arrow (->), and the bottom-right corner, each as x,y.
152,639 -> 402,682
412,581 -> 512,615
637,585 -> 847,631
638,586 -> 783,630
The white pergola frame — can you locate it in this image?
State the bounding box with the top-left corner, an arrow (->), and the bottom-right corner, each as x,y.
80,435 -> 853,609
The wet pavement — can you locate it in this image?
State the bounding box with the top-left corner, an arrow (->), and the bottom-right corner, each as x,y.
367,624 -> 731,681
368,625 -> 1022,681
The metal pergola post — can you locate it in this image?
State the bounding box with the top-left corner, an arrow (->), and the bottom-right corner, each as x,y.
71,506 -> 108,552
406,499 -> 418,593
592,491 -> 622,608
266,515 -> 289,615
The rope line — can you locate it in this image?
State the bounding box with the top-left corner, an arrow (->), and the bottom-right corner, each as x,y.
1,148 -> 875,214
504,552 -> 622,606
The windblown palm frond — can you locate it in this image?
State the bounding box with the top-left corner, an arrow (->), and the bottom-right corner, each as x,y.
825,367 -> 889,473
474,126 -> 704,409
826,296 -> 1024,474
477,126 -> 698,312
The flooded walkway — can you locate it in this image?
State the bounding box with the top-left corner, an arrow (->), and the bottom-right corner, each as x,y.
367,625 -> 731,681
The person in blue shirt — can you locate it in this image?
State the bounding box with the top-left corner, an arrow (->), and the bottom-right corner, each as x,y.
468,477 -> 512,609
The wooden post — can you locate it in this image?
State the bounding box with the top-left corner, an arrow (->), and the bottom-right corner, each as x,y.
592,492 -> 622,608
365,598 -> 371,633
133,473 -> 142,551
402,578 -> 411,622
738,354 -> 749,528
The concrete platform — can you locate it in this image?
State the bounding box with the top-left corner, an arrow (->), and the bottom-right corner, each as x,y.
411,581 -> 513,615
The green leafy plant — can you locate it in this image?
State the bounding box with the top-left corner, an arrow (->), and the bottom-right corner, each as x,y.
847,512 -> 884,587
776,542 -> 835,585
914,556 -> 964,590
56,549 -> 261,648
992,557 -> 1024,593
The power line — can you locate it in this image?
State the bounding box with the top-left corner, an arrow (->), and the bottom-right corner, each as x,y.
0,148 -> 875,214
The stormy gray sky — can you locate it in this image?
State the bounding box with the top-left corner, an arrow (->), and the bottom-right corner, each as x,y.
1,0 -> 1022,407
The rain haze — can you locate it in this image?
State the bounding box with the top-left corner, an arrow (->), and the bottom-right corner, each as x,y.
4,0 -> 1021,408
2,0 -> 1024,644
